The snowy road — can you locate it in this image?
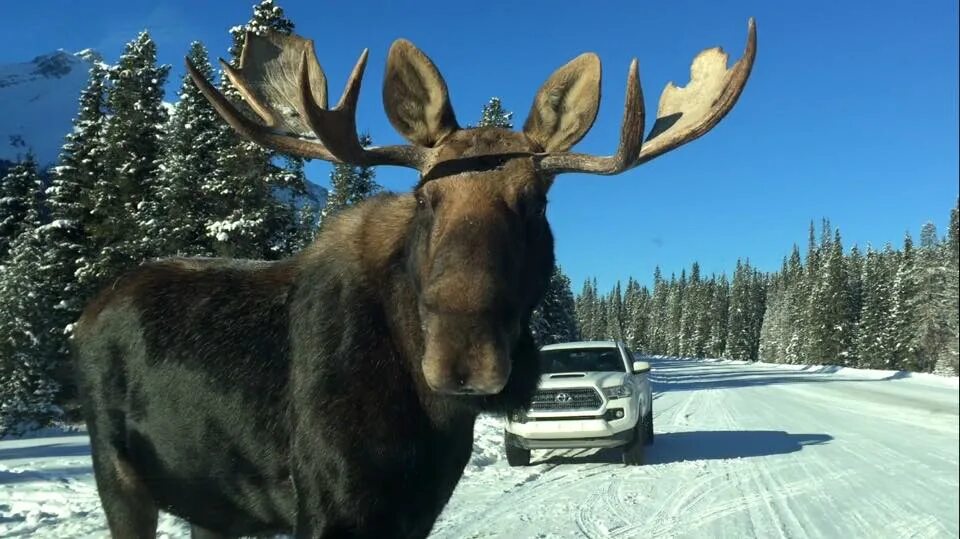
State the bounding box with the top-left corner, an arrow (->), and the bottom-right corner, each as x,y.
1,359 -> 957,538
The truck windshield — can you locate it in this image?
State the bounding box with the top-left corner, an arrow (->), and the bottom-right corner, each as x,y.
539,347 -> 626,373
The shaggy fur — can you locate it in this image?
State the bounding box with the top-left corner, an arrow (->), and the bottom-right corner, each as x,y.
73,132 -> 556,537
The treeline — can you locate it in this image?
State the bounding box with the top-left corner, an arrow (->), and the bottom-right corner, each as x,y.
577,214 -> 960,376
0,1 -> 354,435
0,0 -> 573,435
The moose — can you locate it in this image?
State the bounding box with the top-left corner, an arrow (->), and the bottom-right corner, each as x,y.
74,18 -> 757,538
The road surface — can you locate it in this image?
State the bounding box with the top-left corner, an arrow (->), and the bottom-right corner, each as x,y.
1,359 -> 957,537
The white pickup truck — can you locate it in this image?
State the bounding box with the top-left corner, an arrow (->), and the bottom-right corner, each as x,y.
503,341 -> 654,465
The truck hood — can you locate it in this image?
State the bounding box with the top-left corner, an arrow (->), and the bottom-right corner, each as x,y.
537,371 -> 629,390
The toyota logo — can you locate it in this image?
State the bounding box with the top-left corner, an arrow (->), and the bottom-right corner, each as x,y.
555,392 -> 572,404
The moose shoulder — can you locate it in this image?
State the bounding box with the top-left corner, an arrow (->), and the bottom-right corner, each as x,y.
74,19 -> 757,538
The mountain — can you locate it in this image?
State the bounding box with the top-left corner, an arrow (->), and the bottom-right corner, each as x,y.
0,48 -> 327,224
0,50 -> 101,169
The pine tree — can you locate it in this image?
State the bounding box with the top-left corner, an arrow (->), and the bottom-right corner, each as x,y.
626,281 -> 652,352
206,0 -> 311,259
911,222 -> 951,373
857,245 -> 895,368
605,282 -> 625,341
48,62 -> 108,295
85,31 -> 169,289
530,265 -> 579,345
706,275 -> 730,358
759,269 -> 786,362
725,260 -> 754,361
0,153 -> 43,259
473,97 -> 514,129
594,293 -> 608,340
0,230 -> 61,434
679,263 -> 701,356
889,233 -> 918,369
318,134 -> 380,231
575,279 -> 598,340
648,267 -> 669,354
807,229 -> 854,364
666,272 -> 684,356
143,41 -> 223,257
941,202 -> 960,374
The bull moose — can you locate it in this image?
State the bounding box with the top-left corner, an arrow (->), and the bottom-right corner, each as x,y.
74,18 -> 757,538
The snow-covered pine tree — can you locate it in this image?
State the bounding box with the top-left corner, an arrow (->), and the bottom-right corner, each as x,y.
206,0 -> 311,259
758,267 -> 786,362
142,41 -> 223,257
85,31 -> 169,289
594,294 -> 609,340
648,267 -> 669,354
0,153 -> 43,259
725,260 -> 754,361
845,244 -> 865,364
706,274 -> 730,358
910,222 -> 951,373
605,282 -> 626,342
939,202 -> 960,375
0,228 -> 58,436
666,271 -> 684,356
679,262 -> 703,357
627,281 -> 652,352
857,245 -> 896,368
783,245 -> 805,364
807,229 -> 854,364
889,233 -> 919,369
530,265 -> 579,346
317,134 -> 380,231
472,97 -> 514,129
575,279 -> 598,340
48,61 -> 108,293
747,263 -> 767,361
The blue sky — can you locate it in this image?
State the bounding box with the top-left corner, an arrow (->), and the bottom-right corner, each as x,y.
4,0 -> 958,292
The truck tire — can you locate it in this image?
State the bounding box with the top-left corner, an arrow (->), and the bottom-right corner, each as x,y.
622,420 -> 646,465
644,409 -> 654,445
506,441 -> 531,467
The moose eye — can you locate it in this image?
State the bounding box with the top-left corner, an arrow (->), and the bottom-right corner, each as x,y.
516,197 -> 547,219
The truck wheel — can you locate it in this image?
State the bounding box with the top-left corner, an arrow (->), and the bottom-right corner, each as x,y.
622,420 -> 646,465
644,409 -> 654,445
505,437 -> 531,467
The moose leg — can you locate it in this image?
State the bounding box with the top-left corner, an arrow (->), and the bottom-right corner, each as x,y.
89,442 -> 158,538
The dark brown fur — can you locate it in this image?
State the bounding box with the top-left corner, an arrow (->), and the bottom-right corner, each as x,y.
75,30 -> 606,538
74,129 -> 563,538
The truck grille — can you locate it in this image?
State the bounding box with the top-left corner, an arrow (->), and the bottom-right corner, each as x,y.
530,388 -> 603,412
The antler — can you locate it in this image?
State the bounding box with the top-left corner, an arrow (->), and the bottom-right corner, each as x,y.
538,18 -> 757,175
186,31 -> 432,170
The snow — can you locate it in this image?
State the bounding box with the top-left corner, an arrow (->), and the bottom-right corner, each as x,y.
2,359 -> 957,537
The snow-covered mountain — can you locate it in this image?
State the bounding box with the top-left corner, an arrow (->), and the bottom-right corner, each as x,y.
0,49 -> 101,169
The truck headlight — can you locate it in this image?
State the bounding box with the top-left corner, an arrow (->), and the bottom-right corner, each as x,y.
602,385 -> 633,399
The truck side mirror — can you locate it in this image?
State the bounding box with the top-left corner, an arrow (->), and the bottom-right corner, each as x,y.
632,361 -> 651,374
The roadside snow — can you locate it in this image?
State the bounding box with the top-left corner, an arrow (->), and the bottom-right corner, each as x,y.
2,359 -> 957,538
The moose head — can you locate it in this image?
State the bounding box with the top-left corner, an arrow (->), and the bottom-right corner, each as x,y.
186,20 -> 757,396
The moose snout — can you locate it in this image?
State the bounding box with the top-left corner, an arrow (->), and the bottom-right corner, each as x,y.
422,346 -> 511,395
421,314 -> 512,395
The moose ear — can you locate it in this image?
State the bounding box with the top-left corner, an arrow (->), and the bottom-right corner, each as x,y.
523,53 -> 601,152
383,39 -> 459,147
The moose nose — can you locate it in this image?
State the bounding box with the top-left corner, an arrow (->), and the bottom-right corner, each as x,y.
421,334 -> 512,396
425,371 -> 509,396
